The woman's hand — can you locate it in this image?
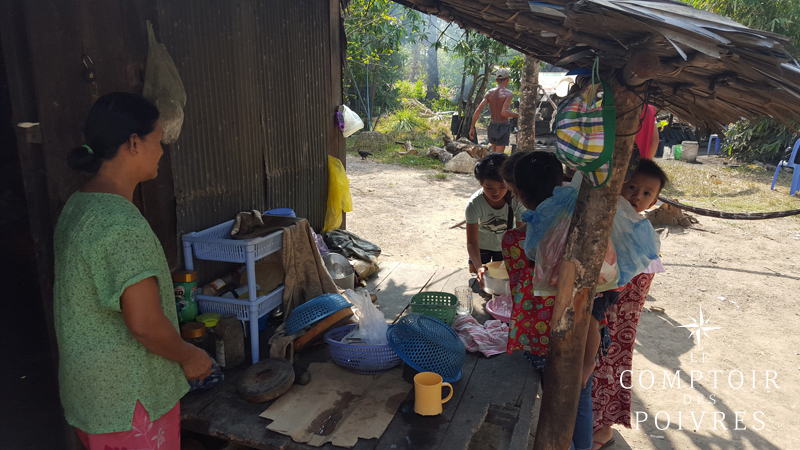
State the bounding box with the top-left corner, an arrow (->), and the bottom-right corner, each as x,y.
122,277 -> 213,379
180,346 -> 213,380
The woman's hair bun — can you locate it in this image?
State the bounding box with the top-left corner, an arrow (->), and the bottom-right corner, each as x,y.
68,92 -> 160,174
67,145 -> 102,173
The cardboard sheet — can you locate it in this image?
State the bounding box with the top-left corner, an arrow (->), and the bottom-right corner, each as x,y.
260,363 -> 410,448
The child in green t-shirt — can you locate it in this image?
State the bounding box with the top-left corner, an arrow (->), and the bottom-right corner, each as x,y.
465,153 -> 526,288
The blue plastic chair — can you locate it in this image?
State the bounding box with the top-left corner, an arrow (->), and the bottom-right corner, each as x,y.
707,134 -> 721,155
771,138 -> 800,196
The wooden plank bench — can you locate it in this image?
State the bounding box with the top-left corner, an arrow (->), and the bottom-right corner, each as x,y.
181,264 -> 540,450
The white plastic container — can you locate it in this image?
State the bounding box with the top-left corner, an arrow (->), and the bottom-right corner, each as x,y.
483,273 -> 510,296
680,141 -> 698,162
485,261 -> 509,279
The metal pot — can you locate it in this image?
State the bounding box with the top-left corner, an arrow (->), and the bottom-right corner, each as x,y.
323,253 -> 355,290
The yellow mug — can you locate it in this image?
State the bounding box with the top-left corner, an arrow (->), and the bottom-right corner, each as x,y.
413,372 -> 453,416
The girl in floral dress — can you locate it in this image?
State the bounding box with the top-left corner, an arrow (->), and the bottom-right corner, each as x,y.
502,151 -> 612,450
500,151 -> 563,365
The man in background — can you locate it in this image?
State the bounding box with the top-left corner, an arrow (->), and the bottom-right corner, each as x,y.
469,68 -> 519,154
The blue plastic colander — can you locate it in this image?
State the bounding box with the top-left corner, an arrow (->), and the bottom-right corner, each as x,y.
286,293 -> 351,335
326,324 -> 401,374
387,313 -> 465,382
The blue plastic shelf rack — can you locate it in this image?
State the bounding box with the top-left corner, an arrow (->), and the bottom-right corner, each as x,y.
182,213 -> 284,364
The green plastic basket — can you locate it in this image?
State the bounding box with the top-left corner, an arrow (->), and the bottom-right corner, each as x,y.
409,292 -> 458,325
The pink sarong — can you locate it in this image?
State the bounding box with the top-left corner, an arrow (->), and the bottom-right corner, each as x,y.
76,400 -> 180,450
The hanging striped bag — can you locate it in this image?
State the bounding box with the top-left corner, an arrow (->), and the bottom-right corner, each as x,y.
555,58 -> 616,187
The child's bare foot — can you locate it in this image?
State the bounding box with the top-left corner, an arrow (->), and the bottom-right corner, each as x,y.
592,426 -> 614,449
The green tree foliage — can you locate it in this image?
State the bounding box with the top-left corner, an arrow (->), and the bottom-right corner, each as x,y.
506,55 -> 536,92
436,48 -> 465,94
396,79 -> 426,101
681,0 -> 800,162
429,86 -> 456,112
345,4 -> 521,136
438,31 -> 514,137
724,118 -> 798,164
344,0 -> 423,128
383,108 -> 430,133
683,0 -> 800,50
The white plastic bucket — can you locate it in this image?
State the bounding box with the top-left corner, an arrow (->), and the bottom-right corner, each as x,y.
483,273 -> 510,295
681,141 -> 698,162
485,261 -> 509,279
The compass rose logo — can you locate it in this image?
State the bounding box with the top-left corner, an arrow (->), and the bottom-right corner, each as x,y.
679,307 -> 722,349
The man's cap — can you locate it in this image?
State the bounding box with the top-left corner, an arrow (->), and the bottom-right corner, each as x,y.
496,68 -> 510,80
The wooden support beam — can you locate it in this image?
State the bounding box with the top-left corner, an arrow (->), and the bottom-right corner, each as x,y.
660,66 -> 772,107
532,78 -> 643,450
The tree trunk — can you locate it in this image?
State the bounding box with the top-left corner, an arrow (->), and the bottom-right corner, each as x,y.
409,43 -> 421,82
458,64 -> 491,140
368,64 -> 377,131
455,64 -> 468,138
456,31 -> 469,119
457,71 -> 481,139
457,58 -> 468,116
517,55 -> 540,152
454,31 -> 470,138
425,45 -> 439,101
474,63 -> 492,104
532,80 -> 643,450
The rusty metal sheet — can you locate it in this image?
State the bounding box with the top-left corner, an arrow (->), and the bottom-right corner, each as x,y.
159,0 -> 333,248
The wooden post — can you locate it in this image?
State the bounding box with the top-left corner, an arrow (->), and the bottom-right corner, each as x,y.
532,79 -> 644,449
517,54 -> 540,152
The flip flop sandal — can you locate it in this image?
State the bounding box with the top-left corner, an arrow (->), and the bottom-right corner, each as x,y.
593,438 -> 616,450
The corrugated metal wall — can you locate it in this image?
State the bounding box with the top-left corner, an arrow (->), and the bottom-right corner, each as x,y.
159,0 -> 332,238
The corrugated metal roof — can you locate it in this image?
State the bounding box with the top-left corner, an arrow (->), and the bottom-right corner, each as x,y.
159,0 -> 331,245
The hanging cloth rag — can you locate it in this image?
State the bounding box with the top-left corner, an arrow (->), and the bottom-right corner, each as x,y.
230,213 -> 338,319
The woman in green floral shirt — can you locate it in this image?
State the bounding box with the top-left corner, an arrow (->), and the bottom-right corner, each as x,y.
53,93 -> 211,449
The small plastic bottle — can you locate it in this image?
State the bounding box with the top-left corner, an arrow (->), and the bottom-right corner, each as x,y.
202,267 -> 245,296
214,314 -> 245,369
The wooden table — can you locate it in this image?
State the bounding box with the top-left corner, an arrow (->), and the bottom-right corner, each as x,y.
181,264 -> 541,450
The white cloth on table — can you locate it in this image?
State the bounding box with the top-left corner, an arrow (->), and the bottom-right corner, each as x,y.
451,315 -> 509,357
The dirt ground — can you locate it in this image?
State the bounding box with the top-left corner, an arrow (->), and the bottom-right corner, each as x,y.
344,154 -> 800,450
